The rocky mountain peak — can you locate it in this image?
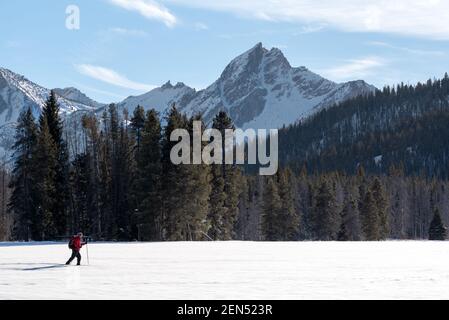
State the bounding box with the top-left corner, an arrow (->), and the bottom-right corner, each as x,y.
161,81 -> 174,90
0,43 -> 377,157
53,87 -> 104,109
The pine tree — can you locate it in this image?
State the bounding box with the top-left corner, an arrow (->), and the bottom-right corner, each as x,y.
337,220 -> 349,241
180,115 -> 212,240
361,190 -> 380,240
98,109 -> 113,239
277,168 -> 300,240
312,178 -> 339,240
338,193 -> 361,241
0,165 -> 11,241
297,165 -> 312,239
9,109 -> 39,240
96,105 -> 134,240
80,114 -> 103,238
70,154 -> 91,233
131,105 -> 146,152
371,178 -> 389,239
262,178 -> 282,241
222,167 -> 241,239
34,117 -> 58,240
134,109 -> 162,241
208,165 -> 228,240
40,91 -> 70,237
161,105 -> 190,240
359,178 -> 390,241
357,166 -> 367,216
429,208 -> 447,240
113,107 -> 134,240
160,109 -> 212,241
210,111 -> 241,240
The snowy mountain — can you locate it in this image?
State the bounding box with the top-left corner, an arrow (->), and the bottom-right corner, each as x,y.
0,68 -> 99,153
118,81 -> 196,116
0,43 -> 375,153
118,43 -> 376,129
53,87 -> 105,109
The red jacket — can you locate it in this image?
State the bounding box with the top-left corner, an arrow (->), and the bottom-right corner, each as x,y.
72,236 -> 85,251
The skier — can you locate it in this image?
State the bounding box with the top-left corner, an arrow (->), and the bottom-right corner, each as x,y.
66,232 -> 87,266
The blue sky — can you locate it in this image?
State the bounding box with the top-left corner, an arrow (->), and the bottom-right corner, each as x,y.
1,0 -> 449,103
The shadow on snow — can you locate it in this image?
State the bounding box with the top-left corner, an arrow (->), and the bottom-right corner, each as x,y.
0,263 -> 67,271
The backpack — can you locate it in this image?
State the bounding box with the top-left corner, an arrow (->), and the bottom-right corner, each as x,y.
68,236 -> 75,250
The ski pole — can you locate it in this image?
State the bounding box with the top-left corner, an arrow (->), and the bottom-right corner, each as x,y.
86,241 -> 90,265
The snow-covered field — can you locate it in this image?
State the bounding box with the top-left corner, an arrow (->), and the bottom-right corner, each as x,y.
1,241 -> 449,300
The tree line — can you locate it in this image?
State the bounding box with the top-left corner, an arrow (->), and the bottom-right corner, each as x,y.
8,92 -> 242,241
2,91 -> 448,242
243,166 -> 447,241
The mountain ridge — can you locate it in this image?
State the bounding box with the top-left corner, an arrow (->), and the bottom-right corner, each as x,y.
0,43 -> 376,154
0,67 -> 102,153
118,43 -> 376,128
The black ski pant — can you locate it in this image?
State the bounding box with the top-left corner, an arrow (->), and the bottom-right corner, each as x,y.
66,250 -> 82,265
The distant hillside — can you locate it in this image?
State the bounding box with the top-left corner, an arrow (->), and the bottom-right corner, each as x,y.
278,74 -> 449,178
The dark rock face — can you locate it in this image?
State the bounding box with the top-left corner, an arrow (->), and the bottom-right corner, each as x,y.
230,88 -> 268,127
176,43 -> 375,128
0,75 -> 10,115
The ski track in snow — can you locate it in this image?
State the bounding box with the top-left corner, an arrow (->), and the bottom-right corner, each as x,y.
0,241 -> 448,300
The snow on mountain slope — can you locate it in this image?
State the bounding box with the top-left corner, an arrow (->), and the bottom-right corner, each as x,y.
0,68 -> 97,117
53,87 -> 105,109
182,43 -> 376,129
118,81 -> 196,116
0,68 -> 98,152
116,43 -> 376,129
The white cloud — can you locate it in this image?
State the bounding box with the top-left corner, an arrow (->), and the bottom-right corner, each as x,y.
295,24 -> 326,35
162,0 -> 449,39
75,64 -> 156,91
366,41 -> 446,57
109,27 -> 149,37
109,0 -> 177,28
72,82 -> 126,101
321,57 -> 387,82
194,22 -> 209,31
